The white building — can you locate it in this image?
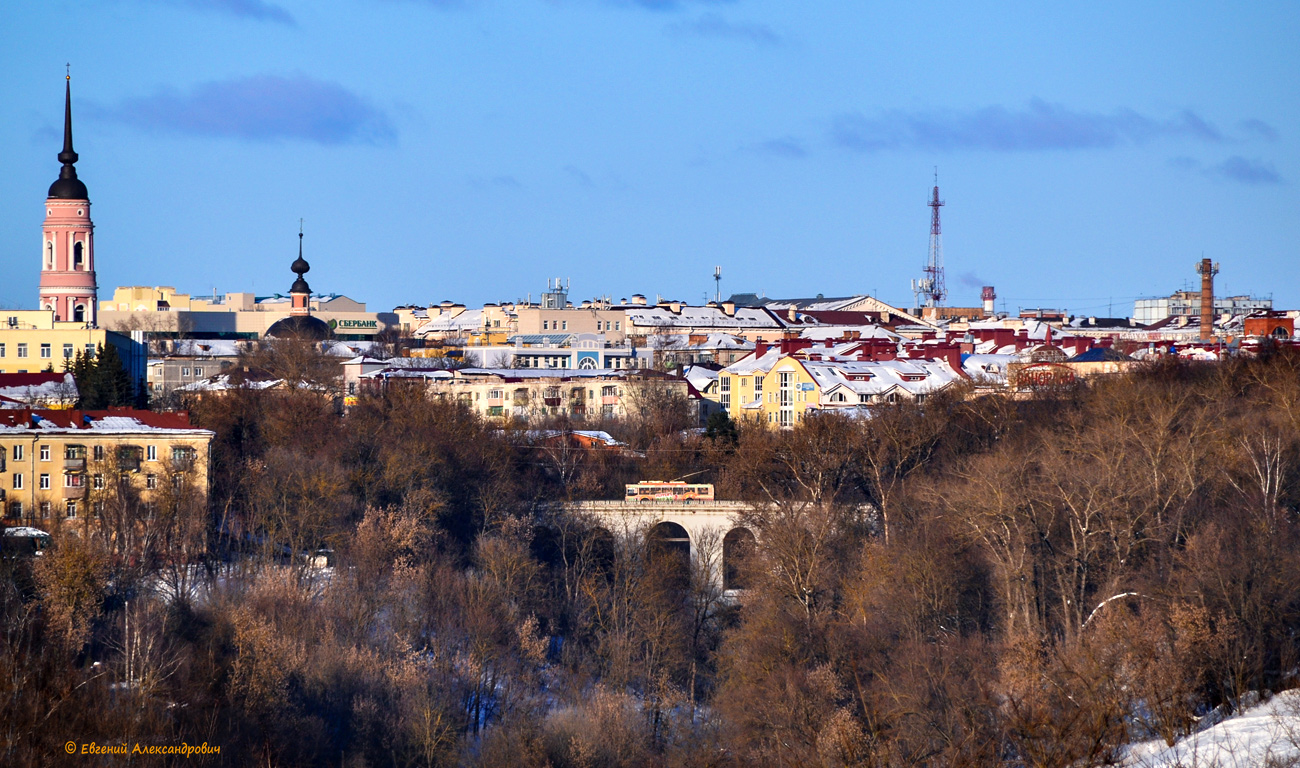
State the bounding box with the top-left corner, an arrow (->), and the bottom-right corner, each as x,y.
1134,290 -> 1271,326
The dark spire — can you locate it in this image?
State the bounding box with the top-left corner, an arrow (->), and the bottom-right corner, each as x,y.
48,70 -> 88,200
290,224 -> 311,294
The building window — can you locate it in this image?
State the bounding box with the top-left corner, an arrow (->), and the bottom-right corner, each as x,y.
64,473 -> 84,488
719,376 -> 731,409
85,344 -> 95,358
39,474 -> 50,490
562,321 -> 568,330
182,367 -> 190,377
347,382 -> 356,395
542,320 -> 549,330
172,473 -> 184,489
615,321 -> 621,331
40,344 -> 51,359
0,343 -> 5,358
146,445 -> 157,461
17,344 -> 27,359
40,501 -> 51,519
12,445 -> 22,461
93,501 -> 104,517
194,367 -> 203,377
63,343 -> 74,359
93,474 -> 104,489
40,445 -> 50,462
172,446 -> 196,464
66,501 -> 77,518
9,501 -> 22,518
12,474 -> 23,490
146,474 -> 157,489
93,445 -> 104,461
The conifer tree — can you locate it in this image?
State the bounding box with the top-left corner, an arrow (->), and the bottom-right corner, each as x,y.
74,344 -> 136,409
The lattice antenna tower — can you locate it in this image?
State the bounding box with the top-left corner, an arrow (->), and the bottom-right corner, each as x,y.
713,266 -> 722,303
912,170 -> 948,309
925,170 -> 947,306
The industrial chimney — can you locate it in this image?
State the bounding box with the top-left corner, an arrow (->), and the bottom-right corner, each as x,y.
981,286 -> 996,317
1195,258 -> 1219,341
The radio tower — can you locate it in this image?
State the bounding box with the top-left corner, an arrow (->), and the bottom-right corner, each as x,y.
912,171 -> 947,310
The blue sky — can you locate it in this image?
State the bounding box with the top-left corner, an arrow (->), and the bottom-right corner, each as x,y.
1,1 -> 1296,315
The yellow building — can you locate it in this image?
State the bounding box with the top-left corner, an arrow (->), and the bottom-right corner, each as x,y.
719,350 -> 965,428
97,286 -> 391,341
0,309 -> 146,381
0,408 -> 212,530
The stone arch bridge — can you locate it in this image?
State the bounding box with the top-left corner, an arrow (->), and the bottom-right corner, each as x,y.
564,499 -> 758,592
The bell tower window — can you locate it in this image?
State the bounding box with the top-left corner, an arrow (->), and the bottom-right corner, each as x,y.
73,241 -> 83,269
73,304 -> 85,323
46,242 -> 54,270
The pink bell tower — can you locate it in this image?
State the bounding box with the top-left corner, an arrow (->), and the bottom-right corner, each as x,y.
39,71 -> 98,326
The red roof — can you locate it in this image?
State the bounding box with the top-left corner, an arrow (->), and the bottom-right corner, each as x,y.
0,407 -> 195,431
0,372 -> 71,388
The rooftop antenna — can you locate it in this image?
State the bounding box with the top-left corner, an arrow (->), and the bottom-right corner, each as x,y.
713,266 -> 722,303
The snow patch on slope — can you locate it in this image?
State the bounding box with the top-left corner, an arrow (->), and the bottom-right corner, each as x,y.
1124,689 -> 1300,767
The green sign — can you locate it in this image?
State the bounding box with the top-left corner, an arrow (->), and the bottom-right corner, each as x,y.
328,318 -> 379,330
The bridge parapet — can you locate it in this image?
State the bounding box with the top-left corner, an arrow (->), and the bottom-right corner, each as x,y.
568,500 -> 753,515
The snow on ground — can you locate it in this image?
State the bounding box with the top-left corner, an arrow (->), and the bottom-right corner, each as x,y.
1124,690 -> 1300,767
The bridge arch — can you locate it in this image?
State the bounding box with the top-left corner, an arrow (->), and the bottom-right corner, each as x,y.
723,527 -> 757,590
647,521 -> 691,583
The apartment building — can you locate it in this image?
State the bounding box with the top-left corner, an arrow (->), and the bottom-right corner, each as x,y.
0,309 -> 146,385
357,366 -> 694,422
0,408 -> 213,528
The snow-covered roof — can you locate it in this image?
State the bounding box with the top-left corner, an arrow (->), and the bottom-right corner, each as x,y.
764,296 -> 865,312
166,340 -> 242,357
0,409 -> 211,436
798,358 -> 963,399
625,306 -> 782,329
412,308 -> 486,336
509,334 -> 576,346
797,325 -> 901,342
360,367 -> 666,382
2,527 -> 50,538
326,341 -> 381,357
178,374 -> 285,392
961,354 -> 1019,384
683,366 -> 719,392
0,373 -> 78,404
721,349 -> 783,375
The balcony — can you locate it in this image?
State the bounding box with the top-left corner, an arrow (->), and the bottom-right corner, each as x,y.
116,447 -> 143,473
63,484 -> 86,500
64,446 -> 87,470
